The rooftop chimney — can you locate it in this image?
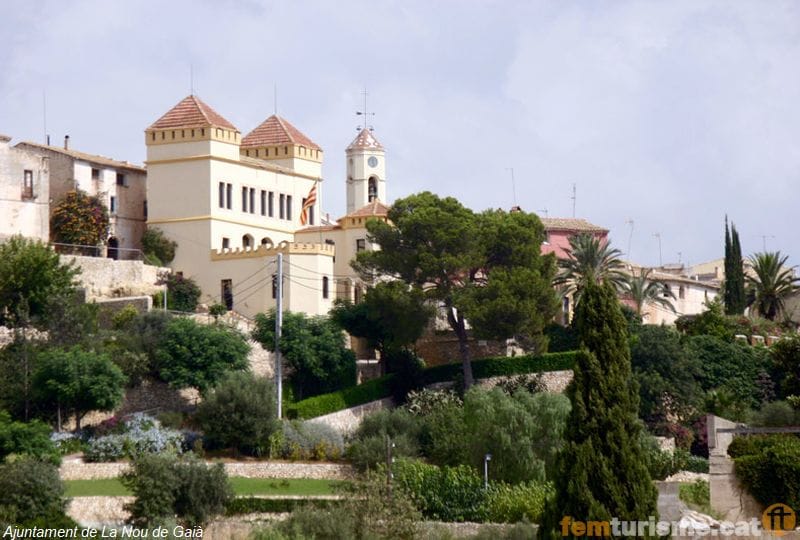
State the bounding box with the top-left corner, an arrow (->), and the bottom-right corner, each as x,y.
64,135 -> 69,151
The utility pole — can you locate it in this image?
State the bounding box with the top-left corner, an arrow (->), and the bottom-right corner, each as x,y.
386,435 -> 395,500
571,183 -> 577,218
275,252 -> 283,419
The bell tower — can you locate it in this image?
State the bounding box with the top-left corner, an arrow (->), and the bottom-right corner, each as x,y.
346,128 -> 386,214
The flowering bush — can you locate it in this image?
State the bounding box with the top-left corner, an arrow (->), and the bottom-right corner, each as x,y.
50,190 -> 109,252
405,388 -> 462,416
84,414 -> 183,462
50,432 -> 85,456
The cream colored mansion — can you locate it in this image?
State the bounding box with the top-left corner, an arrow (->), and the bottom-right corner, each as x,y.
146,95 -> 389,318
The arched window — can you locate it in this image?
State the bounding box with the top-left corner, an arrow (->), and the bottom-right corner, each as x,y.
261,237 -> 271,246
242,234 -> 254,249
368,177 -> 378,202
322,276 -> 329,299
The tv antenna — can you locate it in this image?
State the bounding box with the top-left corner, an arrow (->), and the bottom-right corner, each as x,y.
356,88 -> 375,131
653,233 -> 663,267
506,168 -> 517,206
571,183 -> 577,217
761,234 -> 775,252
625,219 -> 635,260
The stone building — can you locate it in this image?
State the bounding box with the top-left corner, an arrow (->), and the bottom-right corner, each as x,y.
16,138 -> 147,258
0,134 -> 50,242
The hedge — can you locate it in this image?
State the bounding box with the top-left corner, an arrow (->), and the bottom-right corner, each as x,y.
286,351 -> 577,419
729,435 -> 800,512
225,497 -> 340,515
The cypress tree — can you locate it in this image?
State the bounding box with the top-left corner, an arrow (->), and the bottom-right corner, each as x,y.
723,217 -> 746,315
540,280 -> 657,539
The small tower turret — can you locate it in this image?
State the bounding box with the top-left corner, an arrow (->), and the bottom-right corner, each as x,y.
346,128 -> 385,214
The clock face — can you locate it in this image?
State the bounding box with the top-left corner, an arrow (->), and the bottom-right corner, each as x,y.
368,156 -> 378,168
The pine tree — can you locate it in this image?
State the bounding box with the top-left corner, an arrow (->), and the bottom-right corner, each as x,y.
723,218 -> 746,315
540,280 -> 657,539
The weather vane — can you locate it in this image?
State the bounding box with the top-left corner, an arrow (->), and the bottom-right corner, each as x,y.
356,88 -> 375,131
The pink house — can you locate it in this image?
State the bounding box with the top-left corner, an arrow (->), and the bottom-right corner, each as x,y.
539,217 -> 609,259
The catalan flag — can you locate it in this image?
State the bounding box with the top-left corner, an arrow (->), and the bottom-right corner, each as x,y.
300,181 -> 317,225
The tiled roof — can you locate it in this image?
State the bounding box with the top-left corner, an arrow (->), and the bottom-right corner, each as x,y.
242,115 -> 320,150
148,95 -> 238,131
347,128 -> 384,151
15,141 -> 145,172
296,224 -> 340,233
343,199 -> 390,219
540,217 -> 607,233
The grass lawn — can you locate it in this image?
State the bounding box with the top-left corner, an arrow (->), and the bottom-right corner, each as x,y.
65,477 -> 340,497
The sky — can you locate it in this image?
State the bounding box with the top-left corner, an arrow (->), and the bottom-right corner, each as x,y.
2,0 -> 799,269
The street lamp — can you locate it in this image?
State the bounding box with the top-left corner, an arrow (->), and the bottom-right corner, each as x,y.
484,453 -> 492,490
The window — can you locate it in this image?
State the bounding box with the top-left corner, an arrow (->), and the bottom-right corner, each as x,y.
260,190 -> 266,216
663,284 -> 672,298
249,188 -> 255,214
284,146 -> 288,155
279,194 -> 285,219
322,276 -> 329,299
242,187 -> 248,212
22,170 -> 34,199
368,177 -> 377,202
268,192 -> 274,217
91,168 -> 100,180
679,286 -> 685,300
221,280 -> 233,311
116,173 -> 125,186
143,200 -> 148,219
222,237 -> 230,250
110,196 -> 117,214
242,234 -> 253,249
286,196 -> 292,220
356,239 -> 366,252
226,183 -> 232,209
218,182 -> 225,208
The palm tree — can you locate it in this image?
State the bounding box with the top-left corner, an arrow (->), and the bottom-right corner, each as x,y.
746,251 -> 800,320
554,233 -> 627,301
622,268 -> 676,318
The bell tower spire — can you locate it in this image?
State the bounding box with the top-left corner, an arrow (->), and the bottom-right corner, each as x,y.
346,90 -> 386,214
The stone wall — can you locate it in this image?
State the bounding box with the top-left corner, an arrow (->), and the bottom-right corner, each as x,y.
307,397 -> 394,435
60,459 -> 355,481
414,333 -> 509,367
476,370 -> 574,394
62,254 -> 168,300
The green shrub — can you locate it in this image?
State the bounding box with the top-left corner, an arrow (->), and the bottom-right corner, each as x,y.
278,420 -> 344,461
391,458 -> 486,522
155,317 -> 250,392
0,458 -> 70,526
544,323 -> 579,353
122,453 -> 232,527
286,351 -> 578,419
419,400 -> 470,467
286,375 -> 392,419
346,408 -> 421,472
405,388 -> 462,416
484,481 -> 554,523
679,480 -> 710,510
729,435 -> 800,512
461,388 -> 570,483
158,272 -> 201,313
0,412 -> 60,465
751,400 -> 800,427
194,372 -> 279,457
141,227 -> 177,266
388,349 -> 425,403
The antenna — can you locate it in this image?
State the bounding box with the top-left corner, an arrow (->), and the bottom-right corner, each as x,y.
761,234 -> 775,252
653,233 -> 663,267
571,183 -> 576,218
42,90 -> 47,144
274,83 -> 278,115
190,64 -> 194,95
625,219 -> 635,260
356,88 -> 375,131
506,168 -> 517,206
539,208 -> 548,217
677,251 -> 682,264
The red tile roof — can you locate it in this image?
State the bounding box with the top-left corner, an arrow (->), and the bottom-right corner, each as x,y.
343,199 -> 390,219
148,95 -> 238,131
347,128 -> 384,151
540,217 -> 607,233
15,141 -> 145,172
242,115 -> 320,150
